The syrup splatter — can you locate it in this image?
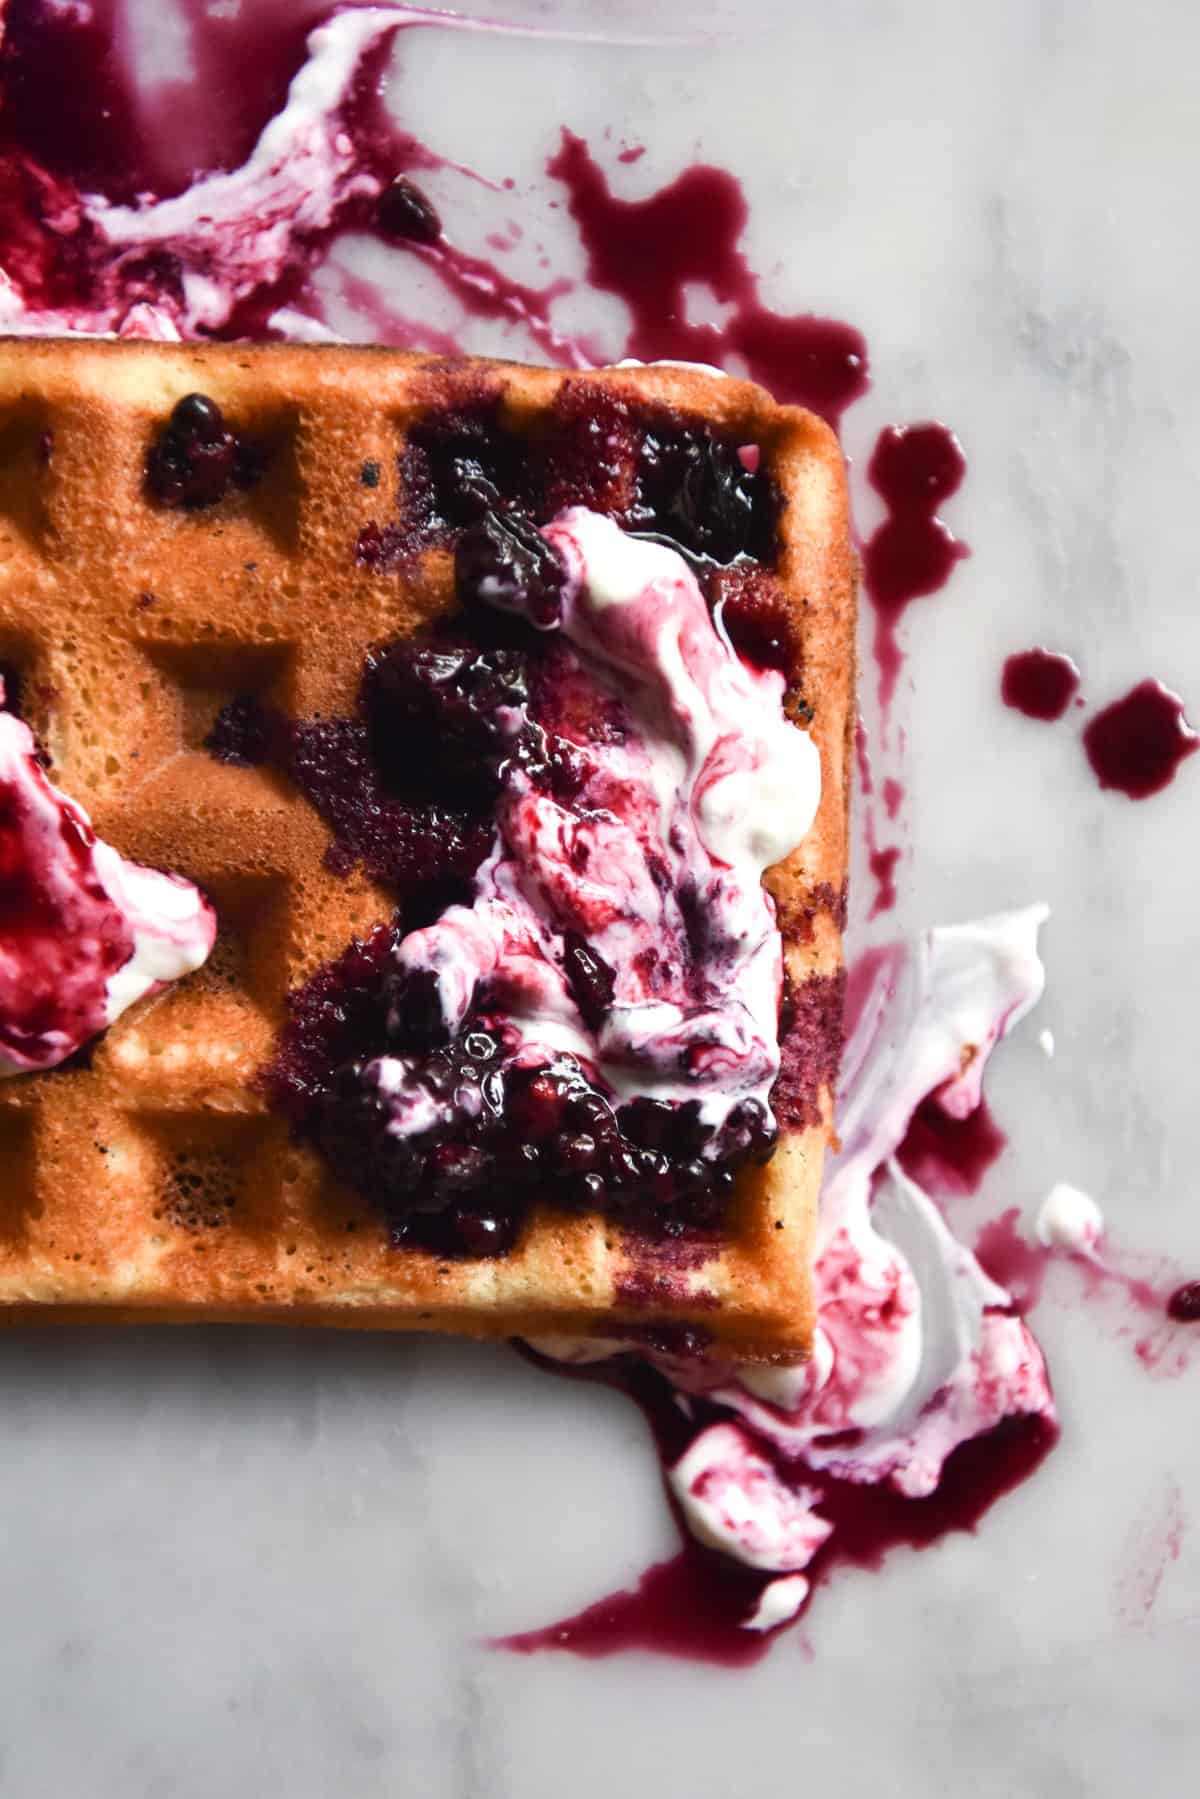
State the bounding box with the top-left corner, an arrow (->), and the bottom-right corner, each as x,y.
863,423 -> 969,712
975,1207 -> 1193,1355
546,131 -> 869,428
498,1350 -> 1056,1666
1082,681 -> 1198,800
1001,649 -> 1081,721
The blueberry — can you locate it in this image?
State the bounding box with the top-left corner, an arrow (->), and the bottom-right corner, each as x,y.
377,176 -> 442,246
450,1204 -> 514,1257
385,967 -> 451,1051
146,392 -> 256,511
561,930 -> 616,1033
455,509 -> 565,627
428,1141 -> 491,1196
631,421 -> 777,564
554,1130 -> 597,1171
361,637 -> 532,797
567,1171 -> 607,1210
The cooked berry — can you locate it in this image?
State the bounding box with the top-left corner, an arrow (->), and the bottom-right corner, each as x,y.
554,1130 -> 597,1171
456,509 -> 565,627
385,965 -> 449,1052
1167,1281 -> 1200,1323
631,421 -> 776,564
716,1097 -> 775,1165
444,1204 -> 516,1257
403,405 -> 525,533
146,392 -> 260,510
376,176 -> 442,245
362,636 -> 531,797
360,459 -> 381,487
561,929 -> 616,1032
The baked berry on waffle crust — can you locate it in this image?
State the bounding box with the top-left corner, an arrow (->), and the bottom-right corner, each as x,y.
0,340 -> 854,1361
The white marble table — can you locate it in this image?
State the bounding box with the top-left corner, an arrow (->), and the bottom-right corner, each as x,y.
4,2 -> 1199,1792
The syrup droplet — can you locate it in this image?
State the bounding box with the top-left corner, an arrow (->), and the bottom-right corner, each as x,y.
1082,680 -> 1198,799
863,423 -> 968,711
1000,649 -> 1081,722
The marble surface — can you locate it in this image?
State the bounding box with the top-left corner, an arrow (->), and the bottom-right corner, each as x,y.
4,2 -> 1200,1792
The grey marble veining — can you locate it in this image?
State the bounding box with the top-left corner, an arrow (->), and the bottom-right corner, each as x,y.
4,2 -> 1200,1793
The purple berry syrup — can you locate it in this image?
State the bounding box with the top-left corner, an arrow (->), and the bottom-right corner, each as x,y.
498,1349 -> 1056,1665
862,423 -> 969,713
1082,680 -> 1198,799
546,131 -> 869,430
1000,648 -> 1081,721
896,1094 -> 1006,1198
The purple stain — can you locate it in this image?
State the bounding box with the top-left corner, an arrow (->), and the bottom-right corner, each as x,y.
1082,680 -> 1198,799
974,1208 -> 1051,1314
868,844 -> 900,918
1001,649 -> 1081,722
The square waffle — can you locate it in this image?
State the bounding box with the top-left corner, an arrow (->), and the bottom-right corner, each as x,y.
0,339 -> 854,1361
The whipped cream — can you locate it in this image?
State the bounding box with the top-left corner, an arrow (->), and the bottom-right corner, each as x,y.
1036,1182 -> 1104,1255
533,907 -> 1056,1611
0,705 -> 215,1074
370,508 -> 819,1142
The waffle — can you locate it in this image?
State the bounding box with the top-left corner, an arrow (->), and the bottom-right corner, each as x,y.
0,339 -> 854,1361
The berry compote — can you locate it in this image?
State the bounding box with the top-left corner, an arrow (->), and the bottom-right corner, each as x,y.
261,403 -> 813,1260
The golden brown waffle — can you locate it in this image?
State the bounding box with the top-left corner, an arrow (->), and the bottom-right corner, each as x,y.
0,339 -> 853,1361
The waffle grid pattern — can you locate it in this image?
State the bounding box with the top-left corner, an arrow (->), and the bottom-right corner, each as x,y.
0,340 -> 853,1359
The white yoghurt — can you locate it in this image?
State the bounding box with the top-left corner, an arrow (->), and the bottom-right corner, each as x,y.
1035,1182 -> 1104,1255
370,508 -> 820,1144
0,707 -> 215,1075
0,8 -> 414,338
